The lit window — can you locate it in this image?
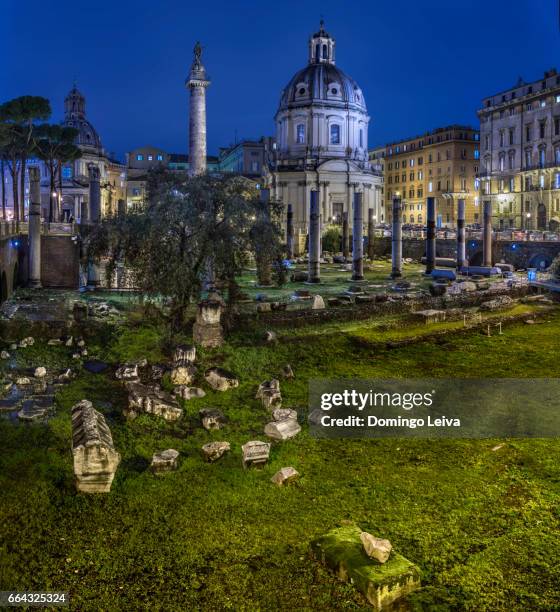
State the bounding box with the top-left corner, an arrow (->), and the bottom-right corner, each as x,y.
296,123 -> 305,144
540,100 -> 546,108
62,166 -> 73,179
555,173 -> 560,189
556,95 -> 560,104
428,181 -> 433,193
136,154 -> 143,161
157,154 -> 163,161
539,175 -> 545,188
147,155 -> 153,161
330,124 -> 341,145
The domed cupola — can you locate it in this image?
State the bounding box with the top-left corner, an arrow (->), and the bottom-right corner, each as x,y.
63,85 -> 103,152
274,22 -> 370,167
278,22 -> 366,113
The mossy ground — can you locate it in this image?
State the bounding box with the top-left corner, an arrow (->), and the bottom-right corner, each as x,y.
1,291 -> 559,611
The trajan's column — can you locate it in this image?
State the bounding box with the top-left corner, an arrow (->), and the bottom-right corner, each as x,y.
186,41 -> 210,176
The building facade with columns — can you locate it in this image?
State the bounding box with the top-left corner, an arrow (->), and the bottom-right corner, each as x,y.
477,68 -> 560,231
268,23 -> 383,253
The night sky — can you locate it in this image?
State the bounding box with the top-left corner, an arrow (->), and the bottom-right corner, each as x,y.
1,0 -> 558,160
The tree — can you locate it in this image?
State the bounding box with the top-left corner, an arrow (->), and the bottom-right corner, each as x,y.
0,96 -> 51,222
33,124 -> 80,221
88,169 -> 284,327
0,123 -> 9,220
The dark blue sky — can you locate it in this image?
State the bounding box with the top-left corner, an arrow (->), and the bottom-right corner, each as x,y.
1,0 -> 558,160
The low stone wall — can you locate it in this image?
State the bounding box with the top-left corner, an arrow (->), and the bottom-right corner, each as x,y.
232,285 -> 532,330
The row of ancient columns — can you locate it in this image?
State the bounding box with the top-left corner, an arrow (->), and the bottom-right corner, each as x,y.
306,190 -> 368,283
27,164 -> 102,290
390,196 -> 494,277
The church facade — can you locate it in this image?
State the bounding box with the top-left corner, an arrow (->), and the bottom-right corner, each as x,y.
268,23 -> 383,254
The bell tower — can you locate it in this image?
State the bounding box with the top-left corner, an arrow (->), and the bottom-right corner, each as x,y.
308,20 -> 335,65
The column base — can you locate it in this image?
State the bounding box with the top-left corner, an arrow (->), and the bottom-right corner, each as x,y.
28,280 -> 42,289
351,275 -> 364,281
390,271 -> 402,279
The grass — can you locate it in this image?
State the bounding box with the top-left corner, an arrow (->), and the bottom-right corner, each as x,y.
1,303 -> 560,610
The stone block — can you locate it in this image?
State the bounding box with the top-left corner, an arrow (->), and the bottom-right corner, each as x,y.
412,309 -> 447,324
71,400 -> 120,493
272,408 -> 298,422
264,418 -> 301,440
170,365 -> 197,386
174,386 -> 206,400
201,441 -> 231,462
173,344 -> 196,365
125,382 -> 183,421
271,466 -> 299,486
199,408 -> 226,430
311,526 -> 421,610
205,367 -> 239,391
151,449 -> 179,474
360,532 -> 392,564
241,440 -> 271,468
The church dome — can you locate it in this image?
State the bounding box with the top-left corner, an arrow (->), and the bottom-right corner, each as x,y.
279,63 -> 366,112
277,21 -> 366,114
63,86 -> 103,152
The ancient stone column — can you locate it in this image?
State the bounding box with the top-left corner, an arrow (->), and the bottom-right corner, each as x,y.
342,211 -> 350,259
186,42 -> 210,177
307,190 -> 320,283
425,196 -> 436,275
352,191 -> 364,281
367,207 -> 375,259
88,164 -> 101,223
456,198 -> 466,269
193,298 -> 224,347
256,188 -> 272,286
483,200 -> 493,267
286,203 -> 294,259
391,196 -> 403,279
87,164 -> 101,288
28,167 -> 42,288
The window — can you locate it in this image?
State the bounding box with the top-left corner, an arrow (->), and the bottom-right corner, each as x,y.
62,166 -> 72,179
147,155 -> 153,161
136,154 -> 144,161
499,154 -> 505,171
555,173 -> 560,189
132,188 -> 141,196
296,123 -> 305,144
418,170 -> 423,180
509,177 -> 515,192
499,131 -> 505,147
555,117 -> 560,136
474,178 -> 480,190
428,181 -> 433,193
509,152 -> 515,170
540,100 -> 546,108
556,95 -> 560,103
484,135 -> 490,150
418,156 -> 423,165
539,174 -> 545,188
251,161 -> 260,173
526,125 -> 532,141
157,154 -> 164,161
410,159 -> 414,167
539,121 -> 546,139
359,129 -> 363,148
525,150 -> 532,167
556,147 -> 560,164
539,148 -> 545,168
330,124 -> 341,145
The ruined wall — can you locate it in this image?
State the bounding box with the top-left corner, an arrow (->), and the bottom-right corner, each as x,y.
19,235 -> 79,289
370,237 -> 560,269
